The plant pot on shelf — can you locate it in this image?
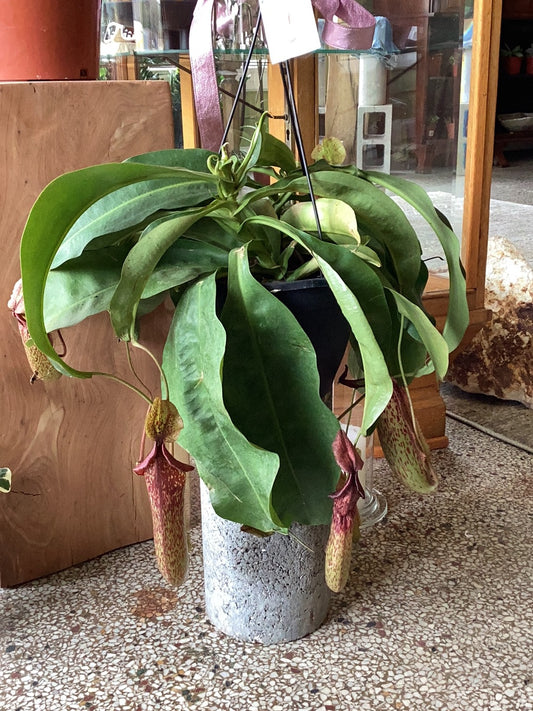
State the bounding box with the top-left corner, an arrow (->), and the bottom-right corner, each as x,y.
526,55 -> 533,75
428,53 -> 443,77
501,56 -> 523,75
0,0 -> 102,81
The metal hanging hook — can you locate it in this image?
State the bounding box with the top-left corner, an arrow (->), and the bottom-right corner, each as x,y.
219,9 -> 323,239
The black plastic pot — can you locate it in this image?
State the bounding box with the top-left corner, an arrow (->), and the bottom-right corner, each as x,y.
217,277 -> 350,400
266,278 -> 350,399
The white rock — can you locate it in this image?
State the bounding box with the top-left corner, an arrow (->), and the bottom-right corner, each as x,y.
447,236 -> 533,407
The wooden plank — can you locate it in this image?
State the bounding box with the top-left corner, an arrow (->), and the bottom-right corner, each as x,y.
324,55 -> 359,164
0,81 -> 175,587
292,55 -> 318,157
178,56 -> 200,148
462,0 -> 502,306
267,62 -> 288,145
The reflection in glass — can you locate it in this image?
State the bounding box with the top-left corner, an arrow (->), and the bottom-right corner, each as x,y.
317,1 -> 474,277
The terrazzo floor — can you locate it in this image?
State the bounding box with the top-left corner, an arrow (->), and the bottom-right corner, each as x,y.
2,417 -> 532,711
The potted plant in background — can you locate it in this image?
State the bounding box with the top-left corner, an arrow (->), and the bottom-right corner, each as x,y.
427,115 -> 440,138
500,44 -> 524,75
526,45 -> 533,75
445,116 -> 456,140
16,114 -> 468,643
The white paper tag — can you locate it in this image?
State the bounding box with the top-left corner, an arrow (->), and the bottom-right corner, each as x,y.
259,0 -> 321,64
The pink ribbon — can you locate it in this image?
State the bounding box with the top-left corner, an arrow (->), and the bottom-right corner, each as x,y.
189,0 -> 225,150
189,0 -> 376,151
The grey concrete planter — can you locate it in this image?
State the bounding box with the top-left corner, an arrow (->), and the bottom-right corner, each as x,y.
200,483 -> 331,644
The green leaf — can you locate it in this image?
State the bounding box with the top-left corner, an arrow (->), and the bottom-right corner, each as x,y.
125,147 -> 214,170
235,113 -> 268,185
386,289 -> 449,380
110,207 -> 217,340
163,274 -> 285,533
44,237 -> 231,332
44,246 -> 130,331
314,256 -> 393,432
220,246 -> 341,526
256,130 -> 297,174
309,173 -> 423,294
142,238 -> 232,298
244,215 -> 395,369
184,214 -> 243,252
0,467 -> 12,493
240,171 -> 424,298
20,161 -> 205,378
53,179 -> 218,267
363,170 -> 469,351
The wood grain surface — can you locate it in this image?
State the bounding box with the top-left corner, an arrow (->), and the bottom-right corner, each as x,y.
0,81 -> 175,586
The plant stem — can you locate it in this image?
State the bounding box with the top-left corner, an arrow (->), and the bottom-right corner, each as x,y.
132,340 -> 170,401
91,371 -> 153,404
337,393 -> 365,424
396,315 -> 425,449
126,342 -> 153,401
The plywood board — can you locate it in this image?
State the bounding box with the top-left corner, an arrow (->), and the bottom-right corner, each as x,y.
0,81 -> 175,586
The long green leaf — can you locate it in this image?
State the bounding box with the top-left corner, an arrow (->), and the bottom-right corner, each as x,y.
363,171 -> 469,351
238,172 -> 424,296
184,215 -> 244,252
220,246 -> 340,526
125,147 -> 214,170
255,127 -> 297,174
53,179 -> 218,267
243,215 -> 396,369
163,274 -> 285,533
44,238 -> 232,332
314,256 -> 393,432
44,246 -> 129,331
21,162 -> 193,377
142,238 -> 232,297
309,173 -> 423,295
386,289 -> 449,380
109,207 -> 218,340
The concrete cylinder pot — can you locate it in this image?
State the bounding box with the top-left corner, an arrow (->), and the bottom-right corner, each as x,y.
200,482 -> 331,644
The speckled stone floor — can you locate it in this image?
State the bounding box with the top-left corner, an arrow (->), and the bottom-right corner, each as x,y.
2,417 -> 532,711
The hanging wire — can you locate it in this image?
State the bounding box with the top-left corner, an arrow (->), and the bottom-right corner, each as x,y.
220,10 -> 264,149
279,60 -> 322,239
218,9 -> 323,239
